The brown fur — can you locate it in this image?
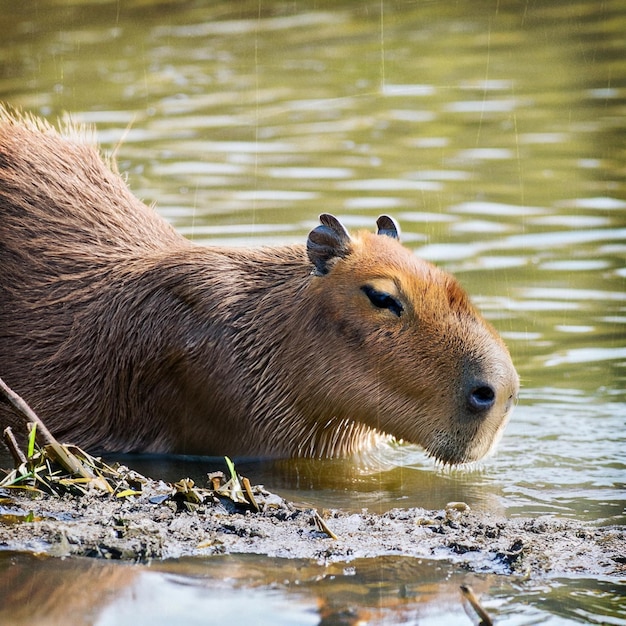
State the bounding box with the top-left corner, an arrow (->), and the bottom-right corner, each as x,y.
0,107 -> 519,463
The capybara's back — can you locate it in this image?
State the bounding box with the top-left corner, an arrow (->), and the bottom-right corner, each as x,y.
0,107 -> 519,463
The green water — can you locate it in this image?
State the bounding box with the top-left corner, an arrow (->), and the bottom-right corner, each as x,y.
1,0 -> 625,623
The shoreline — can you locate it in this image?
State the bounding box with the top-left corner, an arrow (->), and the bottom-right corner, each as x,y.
1,469 -> 624,580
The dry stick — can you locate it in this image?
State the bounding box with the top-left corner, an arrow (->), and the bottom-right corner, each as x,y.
241,476 -> 260,512
460,584 -> 493,626
3,426 -> 27,466
313,510 -> 338,540
0,376 -> 93,479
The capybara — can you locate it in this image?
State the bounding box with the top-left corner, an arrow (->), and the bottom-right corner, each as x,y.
0,107 -> 519,463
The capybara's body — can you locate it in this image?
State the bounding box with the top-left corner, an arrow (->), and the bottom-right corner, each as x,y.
0,108 -> 519,463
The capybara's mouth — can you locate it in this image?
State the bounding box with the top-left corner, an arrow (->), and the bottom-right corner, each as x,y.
424,409 -> 513,466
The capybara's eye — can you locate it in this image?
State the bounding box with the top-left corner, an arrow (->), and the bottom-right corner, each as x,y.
361,285 -> 404,317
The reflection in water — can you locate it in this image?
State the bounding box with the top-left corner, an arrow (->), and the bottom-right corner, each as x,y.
1,551 -> 624,626
0,0 -> 625,624
0,552 -> 317,626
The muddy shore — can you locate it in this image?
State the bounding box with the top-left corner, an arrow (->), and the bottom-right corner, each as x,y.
1,467 -> 624,579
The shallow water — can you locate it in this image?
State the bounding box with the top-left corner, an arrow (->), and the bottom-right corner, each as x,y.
1,0 -> 625,623
1,551 -> 625,626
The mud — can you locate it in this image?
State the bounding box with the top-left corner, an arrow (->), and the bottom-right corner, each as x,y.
0,466 -> 623,580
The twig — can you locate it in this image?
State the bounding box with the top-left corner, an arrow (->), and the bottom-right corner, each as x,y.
313,510 -> 338,540
0,376 -> 93,479
241,476 -> 260,511
3,426 -> 27,466
460,584 -> 493,626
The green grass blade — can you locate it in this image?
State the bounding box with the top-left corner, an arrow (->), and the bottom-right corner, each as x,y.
224,456 -> 237,482
27,424 -> 37,458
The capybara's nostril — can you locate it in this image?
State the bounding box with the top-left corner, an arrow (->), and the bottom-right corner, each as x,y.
467,384 -> 496,414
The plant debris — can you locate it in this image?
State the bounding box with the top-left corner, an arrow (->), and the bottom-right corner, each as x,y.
0,428 -> 271,513
0,377 -> 266,511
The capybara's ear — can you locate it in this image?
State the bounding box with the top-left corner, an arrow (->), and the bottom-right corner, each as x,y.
376,215 -> 401,240
307,213 -> 351,275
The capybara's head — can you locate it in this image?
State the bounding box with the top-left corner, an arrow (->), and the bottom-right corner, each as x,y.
301,214 -> 519,464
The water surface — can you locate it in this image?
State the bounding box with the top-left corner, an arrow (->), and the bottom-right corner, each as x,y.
0,0 -> 624,623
